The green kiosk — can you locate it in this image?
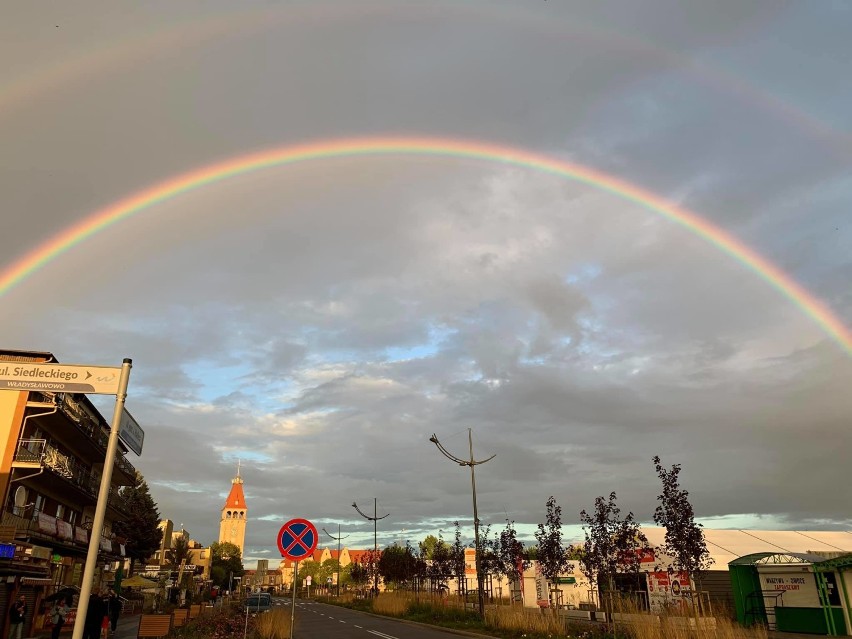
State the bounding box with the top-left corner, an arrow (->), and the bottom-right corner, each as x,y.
730,552 -> 852,636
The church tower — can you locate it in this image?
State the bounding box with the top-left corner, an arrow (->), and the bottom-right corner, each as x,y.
218,463 -> 247,555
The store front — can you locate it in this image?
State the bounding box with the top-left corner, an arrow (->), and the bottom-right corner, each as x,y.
730,552 -> 851,635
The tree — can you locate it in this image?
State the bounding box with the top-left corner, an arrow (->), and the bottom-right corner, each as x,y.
478,525 -> 501,579
419,534 -> 446,560
363,548 -> 382,594
497,520 -> 529,602
426,532 -> 453,592
652,456 -> 713,606
579,491 -> 650,607
450,522 -> 467,591
321,558 -> 340,589
379,543 -> 419,587
534,496 -> 572,606
210,541 -> 244,589
112,473 -> 162,575
350,562 -> 368,589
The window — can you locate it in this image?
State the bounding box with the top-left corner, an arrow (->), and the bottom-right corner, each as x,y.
56,504 -> 65,520
34,494 -> 44,512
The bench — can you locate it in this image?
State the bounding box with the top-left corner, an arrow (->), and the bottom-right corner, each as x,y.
172,608 -> 189,627
137,614 -> 172,638
188,604 -> 203,620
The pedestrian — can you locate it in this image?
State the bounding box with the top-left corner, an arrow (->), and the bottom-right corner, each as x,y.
50,597 -> 71,639
107,590 -> 122,634
7,595 -> 26,639
83,592 -> 105,639
211,585 -> 218,607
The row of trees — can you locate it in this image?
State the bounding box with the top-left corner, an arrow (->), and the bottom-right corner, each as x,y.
340,456 -> 711,608
529,456 -> 712,607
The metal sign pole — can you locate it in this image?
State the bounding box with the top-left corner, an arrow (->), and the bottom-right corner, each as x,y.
290,560 -> 298,639
71,359 -> 132,639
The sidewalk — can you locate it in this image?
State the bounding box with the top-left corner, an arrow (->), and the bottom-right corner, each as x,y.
32,614 -> 141,639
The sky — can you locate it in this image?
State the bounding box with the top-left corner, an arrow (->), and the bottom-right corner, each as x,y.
1,1 -> 850,569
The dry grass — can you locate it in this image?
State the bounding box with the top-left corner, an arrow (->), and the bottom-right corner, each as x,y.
372,592 -> 411,616
609,598 -> 768,639
254,607 -> 292,639
330,589 -> 769,639
485,604 -> 568,636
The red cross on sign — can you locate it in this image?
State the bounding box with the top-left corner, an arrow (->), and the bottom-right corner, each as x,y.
277,518 -> 318,561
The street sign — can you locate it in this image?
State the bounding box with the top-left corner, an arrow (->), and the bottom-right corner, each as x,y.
277,518 -> 318,561
118,408 -> 144,456
0,362 -> 122,394
305,576 -> 312,586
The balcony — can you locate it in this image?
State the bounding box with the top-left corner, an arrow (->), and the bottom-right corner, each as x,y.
49,394 -> 138,482
14,437 -> 135,492
12,439 -> 130,514
0,510 -> 126,558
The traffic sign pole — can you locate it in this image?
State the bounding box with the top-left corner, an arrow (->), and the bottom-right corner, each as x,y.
72,359 -> 132,639
278,517 -> 318,639
290,560 -> 298,639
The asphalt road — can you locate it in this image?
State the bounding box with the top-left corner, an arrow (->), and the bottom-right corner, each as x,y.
278,597 -> 489,639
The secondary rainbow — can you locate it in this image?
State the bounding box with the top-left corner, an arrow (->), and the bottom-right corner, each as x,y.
1,136 -> 849,355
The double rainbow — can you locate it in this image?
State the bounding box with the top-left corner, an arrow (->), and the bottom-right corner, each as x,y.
1,136 -> 849,354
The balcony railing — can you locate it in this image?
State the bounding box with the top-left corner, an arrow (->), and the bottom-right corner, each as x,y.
55,394 -> 137,479
12,439 -> 131,513
0,510 -> 126,554
13,438 -> 45,465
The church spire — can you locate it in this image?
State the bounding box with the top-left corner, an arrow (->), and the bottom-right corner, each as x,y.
233,459 -> 243,485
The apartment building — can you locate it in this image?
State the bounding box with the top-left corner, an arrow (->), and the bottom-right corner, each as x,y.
0,349 -> 137,636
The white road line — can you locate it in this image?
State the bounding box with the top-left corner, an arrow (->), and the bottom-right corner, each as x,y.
339,620 -> 346,623
367,630 -> 400,639
354,624 -> 362,628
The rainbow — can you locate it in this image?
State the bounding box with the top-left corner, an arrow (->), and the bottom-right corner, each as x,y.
1,136 -> 849,354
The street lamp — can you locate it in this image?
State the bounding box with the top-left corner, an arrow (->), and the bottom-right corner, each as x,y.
352,498 -> 389,596
429,429 -> 495,617
322,524 -> 350,598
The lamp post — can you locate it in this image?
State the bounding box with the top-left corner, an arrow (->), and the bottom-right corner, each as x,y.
429,429 -> 495,618
352,499 -> 389,596
322,524 -> 349,598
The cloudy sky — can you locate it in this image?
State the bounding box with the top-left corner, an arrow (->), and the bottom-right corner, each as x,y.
1,1 -> 850,567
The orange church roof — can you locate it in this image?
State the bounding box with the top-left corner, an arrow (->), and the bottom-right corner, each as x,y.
224,478 -> 246,509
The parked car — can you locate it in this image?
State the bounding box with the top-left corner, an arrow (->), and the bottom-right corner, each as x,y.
245,592 -> 272,614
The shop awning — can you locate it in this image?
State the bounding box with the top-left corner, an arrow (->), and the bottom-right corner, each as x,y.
21,578 -> 54,585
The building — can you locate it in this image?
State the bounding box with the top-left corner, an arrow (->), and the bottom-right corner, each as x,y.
0,349 -> 137,637
218,465 -> 247,555
142,520 -> 212,586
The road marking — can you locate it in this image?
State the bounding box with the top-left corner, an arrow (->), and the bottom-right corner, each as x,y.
367,631 -> 400,639
339,620 -> 346,623
354,625 -> 362,628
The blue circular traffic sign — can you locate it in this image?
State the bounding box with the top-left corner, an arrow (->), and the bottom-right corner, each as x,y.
277,518 -> 318,561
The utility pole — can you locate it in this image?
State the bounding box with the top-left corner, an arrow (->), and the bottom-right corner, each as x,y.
322,524 -> 350,598
429,429 -> 495,618
352,499 -> 389,597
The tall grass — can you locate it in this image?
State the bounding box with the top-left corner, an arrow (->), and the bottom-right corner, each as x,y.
254,607 -> 292,639
485,604 -> 570,636
329,589 -> 769,639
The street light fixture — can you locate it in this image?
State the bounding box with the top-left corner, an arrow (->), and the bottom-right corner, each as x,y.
352,498 -> 389,596
429,429 -> 495,617
322,524 -> 350,598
